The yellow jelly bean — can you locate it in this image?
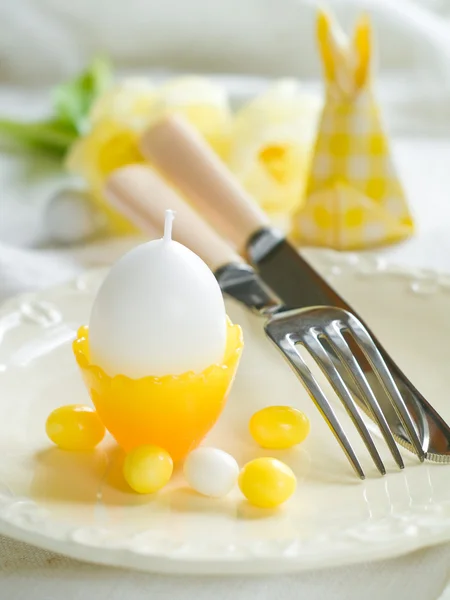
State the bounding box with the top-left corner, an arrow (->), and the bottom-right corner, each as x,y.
123,445 -> 173,494
249,406 -> 310,449
238,457 -> 296,508
46,404 -> 106,451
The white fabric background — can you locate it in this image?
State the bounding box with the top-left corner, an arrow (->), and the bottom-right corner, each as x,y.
2,0 -> 450,598
1,0 -> 450,84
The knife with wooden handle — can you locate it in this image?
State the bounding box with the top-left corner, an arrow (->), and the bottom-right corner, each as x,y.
138,114 -> 450,461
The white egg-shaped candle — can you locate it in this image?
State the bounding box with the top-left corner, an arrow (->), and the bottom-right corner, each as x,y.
88,210 -> 227,378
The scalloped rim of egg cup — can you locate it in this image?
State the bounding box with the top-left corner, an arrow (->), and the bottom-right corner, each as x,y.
73,318 -> 243,462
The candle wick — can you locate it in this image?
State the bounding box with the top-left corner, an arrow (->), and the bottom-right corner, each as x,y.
163,209 -> 176,243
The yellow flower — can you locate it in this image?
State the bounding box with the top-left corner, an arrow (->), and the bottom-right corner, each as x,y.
89,75 -> 232,156
66,76 -> 232,233
150,76 -> 232,159
66,119 -> 145,234
67,79 -> 157,231
228,80 -> 322,215
89,77 -> 157,131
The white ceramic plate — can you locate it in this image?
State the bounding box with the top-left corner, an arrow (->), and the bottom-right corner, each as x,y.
1,250 -> 450,574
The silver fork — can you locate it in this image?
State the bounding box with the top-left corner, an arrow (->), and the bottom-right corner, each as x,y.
216,261 -> 426,478
263,306 -> 425,478
106,164 -> 433,479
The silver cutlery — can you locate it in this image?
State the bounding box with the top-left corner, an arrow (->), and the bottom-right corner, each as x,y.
138,115 -> 450,467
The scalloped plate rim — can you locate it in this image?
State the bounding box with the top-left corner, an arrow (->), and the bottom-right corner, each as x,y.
1,256 -> 450,574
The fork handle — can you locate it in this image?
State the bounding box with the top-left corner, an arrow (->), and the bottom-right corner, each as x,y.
104,164 -> 243,272
140,115 -> 270,251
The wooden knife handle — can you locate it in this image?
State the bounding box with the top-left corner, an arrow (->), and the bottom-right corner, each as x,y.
104,164 -> 242,272
140,114 -> 270,252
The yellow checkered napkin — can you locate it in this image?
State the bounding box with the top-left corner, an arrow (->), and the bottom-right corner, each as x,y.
292,10 -> 414,251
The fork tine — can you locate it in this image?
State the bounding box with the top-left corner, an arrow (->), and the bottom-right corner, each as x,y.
304,332 -> 386,476
325,322 -> 405,470
277,336 -> 366,479
345,314 -> 426,462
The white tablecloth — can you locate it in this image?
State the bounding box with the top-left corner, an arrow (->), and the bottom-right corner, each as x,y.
1,535 -> 450,600
3,0 -> 450,598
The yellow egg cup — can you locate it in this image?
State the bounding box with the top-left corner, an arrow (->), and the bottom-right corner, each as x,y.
73,319 -> 243,461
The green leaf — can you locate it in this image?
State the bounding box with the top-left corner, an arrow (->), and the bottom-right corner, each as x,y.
52,56 -> 113,135
0,117 -> 77,155
0,56 -> 113,157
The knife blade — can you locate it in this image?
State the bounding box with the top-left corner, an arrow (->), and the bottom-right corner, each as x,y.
247,228 -> 343,309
